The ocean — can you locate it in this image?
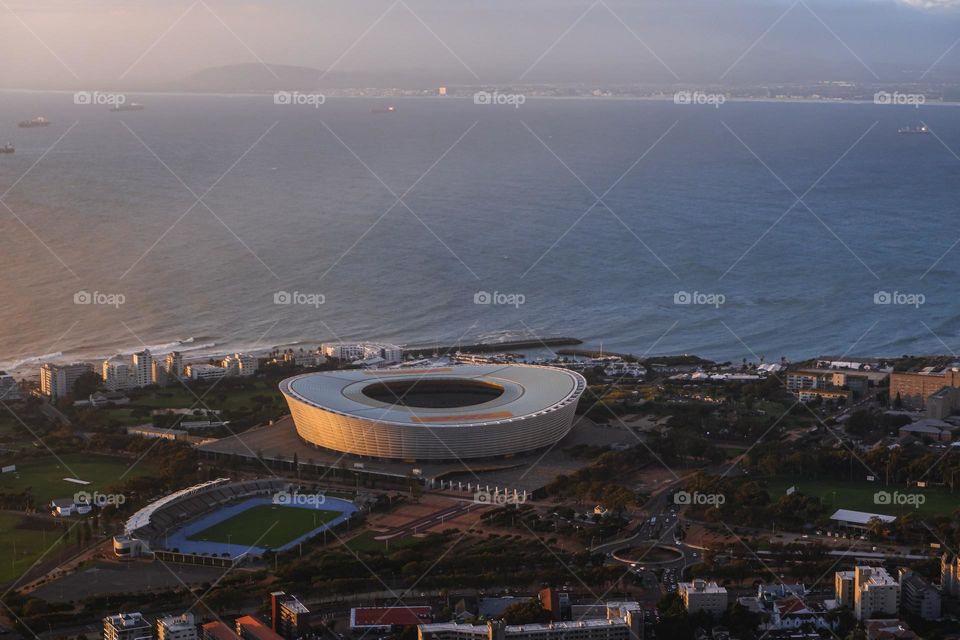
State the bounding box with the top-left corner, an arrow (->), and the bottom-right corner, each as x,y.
1,91 -> 959,375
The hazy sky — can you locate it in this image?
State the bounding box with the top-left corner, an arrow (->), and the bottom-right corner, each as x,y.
2,0 -> 960,89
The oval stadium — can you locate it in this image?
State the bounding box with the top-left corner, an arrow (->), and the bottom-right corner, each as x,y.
279,365 -> 587,460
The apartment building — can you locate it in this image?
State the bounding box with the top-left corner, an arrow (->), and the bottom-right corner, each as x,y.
104,613 -> 153,640
849,567 -> 900,621
899,571 -> 940,620
890,367 -> 960,409
40,362 -> 94,400
270,591 -> 310,640
679,580 -> 728,617
156,614 -> 197,640
132,349 -> 154,387
942,552 -> 960,598
0,371 -> 20,401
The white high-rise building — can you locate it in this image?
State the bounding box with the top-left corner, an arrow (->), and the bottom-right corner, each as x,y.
40,362 -> 94,400
164,352 -> 184,379
132,349 -> 154,387
157,613 -> 197,640
102,360 -> 133,391
837,567 -> 900,620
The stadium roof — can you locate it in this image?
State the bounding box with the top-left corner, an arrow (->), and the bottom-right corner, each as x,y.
124,477 -> 230,533
830,509 -> 897,525
281,365 -> 584,427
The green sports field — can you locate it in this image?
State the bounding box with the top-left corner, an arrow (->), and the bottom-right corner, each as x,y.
0,453 -> 157,504
187,504 -> 340,548
764,478 -> 958,518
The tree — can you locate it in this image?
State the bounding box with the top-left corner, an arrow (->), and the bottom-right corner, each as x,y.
72,371 -> 103,398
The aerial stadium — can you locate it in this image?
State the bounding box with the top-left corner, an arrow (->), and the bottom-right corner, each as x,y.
114,478 -> 357,564
279,364 -> 587,461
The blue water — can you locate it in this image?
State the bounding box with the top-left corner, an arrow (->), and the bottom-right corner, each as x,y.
1,91 -> 959,370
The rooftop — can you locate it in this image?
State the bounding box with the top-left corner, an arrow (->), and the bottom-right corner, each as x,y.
281,365 -> 585,427
830,509 -> 897,525
351,607 -> 432,628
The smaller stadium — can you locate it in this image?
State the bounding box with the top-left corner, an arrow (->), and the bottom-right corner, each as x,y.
115,478 -> 356,564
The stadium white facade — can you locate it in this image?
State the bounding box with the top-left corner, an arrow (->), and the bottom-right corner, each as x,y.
279,365 -> 587,460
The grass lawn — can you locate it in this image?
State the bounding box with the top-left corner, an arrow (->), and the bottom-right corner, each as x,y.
765,478 -> 958,518
188,504 -> 339,548
0,512 -> 67,584
345,531 -> 425,554
0,453 -> 156,504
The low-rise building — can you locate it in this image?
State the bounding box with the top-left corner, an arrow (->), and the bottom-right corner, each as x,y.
679,580 -> 728,617
202,622 -> 241,640
104,612 -> 153,640
185,364 -> 227,382
864,619 -> 918,640
829,509 -> 896,532
51,497 -> 91,517
157,614 -> 197,640
322,342 -> 402,364
235,616 -> 284,640
222,353 -> 259,377
353,607 -> 432,633
898,418 -> 957,442
418,604 -> 642,640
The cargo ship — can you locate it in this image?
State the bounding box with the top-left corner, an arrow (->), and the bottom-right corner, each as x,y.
18,116 -> 50,128
371,106 -> 397,113
898,125 -> 929,134
0,143 -> 14,154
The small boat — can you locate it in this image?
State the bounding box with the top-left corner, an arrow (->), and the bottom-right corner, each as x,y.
371,106 -> 397,114
110,102 -> 145,112
18,116 -> 50,128
0,143 -> 14,154
898,125 -> 929,134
